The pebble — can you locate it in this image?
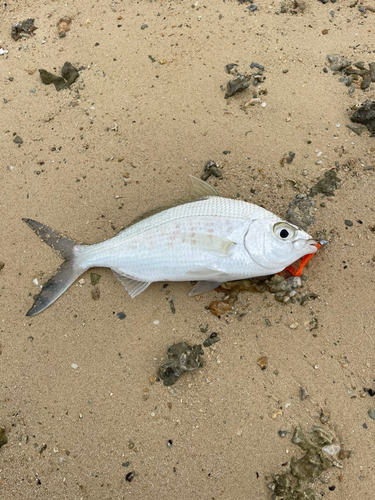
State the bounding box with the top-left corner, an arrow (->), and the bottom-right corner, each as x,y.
257,356 -> 268,370
0,426 -> 7,448
368,409 -> 375,420
71,363 -> 78,370
153,320 -> 159,325
289,322 -> 299,329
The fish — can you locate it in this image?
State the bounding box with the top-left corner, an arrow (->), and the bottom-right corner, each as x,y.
23,177 -> 321,316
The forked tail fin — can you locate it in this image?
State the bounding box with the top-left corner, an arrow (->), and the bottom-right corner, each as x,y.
23,219 -> 87,316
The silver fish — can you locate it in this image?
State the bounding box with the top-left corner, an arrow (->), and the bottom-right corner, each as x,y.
23,177 -> 318,316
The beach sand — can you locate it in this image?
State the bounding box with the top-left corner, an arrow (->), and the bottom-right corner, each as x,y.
1,0 -> 375,498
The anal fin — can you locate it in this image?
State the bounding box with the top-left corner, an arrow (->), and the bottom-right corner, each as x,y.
113,271 -> 151,298
189,281 -> 223,296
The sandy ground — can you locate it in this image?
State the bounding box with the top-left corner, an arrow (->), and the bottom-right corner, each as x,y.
1,0 -> 375,498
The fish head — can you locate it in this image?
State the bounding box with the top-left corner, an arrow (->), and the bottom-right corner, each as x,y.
244,219 -> 318,272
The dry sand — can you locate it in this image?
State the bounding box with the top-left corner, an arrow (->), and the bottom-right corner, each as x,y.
1,0 -> 375,498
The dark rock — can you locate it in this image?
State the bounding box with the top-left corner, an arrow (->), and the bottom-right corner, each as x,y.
13,135 -> 23,145
326,55 -> 351,72
250,62 -> 264,72
203,334 -> 220,347
157,342 -> 204,386
346,124 -> 366,135
350,100 -> 375,134
11,19 -> 37,41
201,160 -> 222,181
225,74 -> 250,98
90,273 -> 101,286
39,62 -> 79,91
61,62 -> 79,86
361,70 -> 372,90
370,63 -> 375,82
226,63 -> 239,74
0,426 -> 7,449
309,169 -> 341,197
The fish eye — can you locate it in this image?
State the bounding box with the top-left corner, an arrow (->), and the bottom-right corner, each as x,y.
273,222 -> 296,241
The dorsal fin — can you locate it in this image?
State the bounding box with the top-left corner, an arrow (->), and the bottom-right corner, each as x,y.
123,176 -> 218,229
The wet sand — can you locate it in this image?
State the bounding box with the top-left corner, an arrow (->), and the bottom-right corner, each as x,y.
1,1 -> 375,498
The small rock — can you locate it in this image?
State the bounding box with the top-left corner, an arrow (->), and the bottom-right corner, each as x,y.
158,342 -> 204,386
226,63 -> 238,74
280,151 -> 295,166
71,363 -> 78,370
326,55 -> 351,72
117,312 -> 126,320
309,169 -> 341,197
0,426 -> 7,448
225,74 -> 250,98
11,19 -> 37,40
203,333 -> 220,347
291,0 -> 306,13
201,160 -> 222,181
278,430 -> 290,438
346,124 -> 365,136
257,356 -> 268,370
350,100 -> 375,135
39,61 -> 79,91
250,62 -> 264,72
368,408 -> 375,420
57,17 -> 71,35
13,135 -> 23,145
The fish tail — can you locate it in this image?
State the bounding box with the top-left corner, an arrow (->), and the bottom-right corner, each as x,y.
23,219 -> 88,316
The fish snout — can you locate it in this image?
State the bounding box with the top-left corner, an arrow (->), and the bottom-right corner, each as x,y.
293,239 -> 318,253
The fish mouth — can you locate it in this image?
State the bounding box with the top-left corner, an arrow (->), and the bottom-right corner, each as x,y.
307,239 -> 319,253
293,238 -> 318,252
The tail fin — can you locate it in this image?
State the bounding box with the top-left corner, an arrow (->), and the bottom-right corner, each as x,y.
23,219 -> 86,316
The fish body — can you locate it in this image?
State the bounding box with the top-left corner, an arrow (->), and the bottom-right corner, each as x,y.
24,177 -> 318,316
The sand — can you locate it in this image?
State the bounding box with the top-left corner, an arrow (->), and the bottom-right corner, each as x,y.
1,0 -> 375,498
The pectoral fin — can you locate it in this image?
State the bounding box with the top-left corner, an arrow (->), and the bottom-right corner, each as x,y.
193,233 -> 235,256
112,271 -> 151,298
